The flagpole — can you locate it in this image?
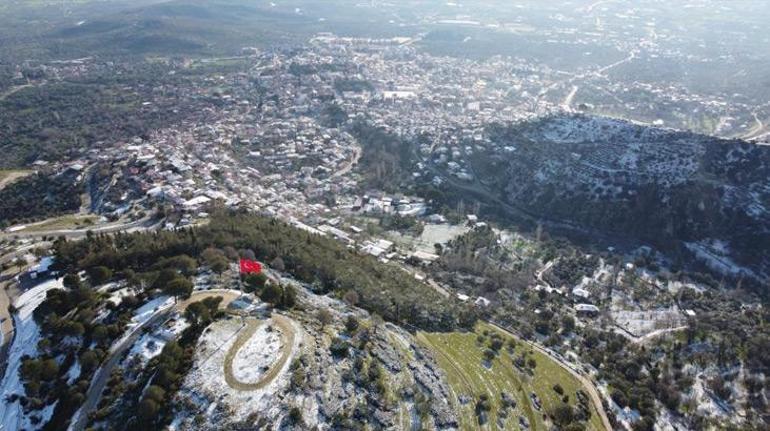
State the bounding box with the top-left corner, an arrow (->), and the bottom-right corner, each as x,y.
238,258 -> 243,298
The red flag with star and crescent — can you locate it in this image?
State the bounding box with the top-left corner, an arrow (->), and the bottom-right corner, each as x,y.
239,258 -> 262,274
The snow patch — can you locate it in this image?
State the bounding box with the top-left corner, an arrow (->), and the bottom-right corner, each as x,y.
231,323 -> 283,384
0,278 -> 64,431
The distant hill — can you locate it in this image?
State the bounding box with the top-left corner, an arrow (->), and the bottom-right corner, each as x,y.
470,115 -> 770,282
0,0 -> 413,61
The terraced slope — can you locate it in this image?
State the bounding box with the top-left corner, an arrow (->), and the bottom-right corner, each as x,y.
471,114 -> 770,281
418,322 -> 605,431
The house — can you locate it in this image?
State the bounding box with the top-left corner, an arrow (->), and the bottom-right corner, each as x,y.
362,243 -> 386,258
575,304 -> 600,316
374,239 -> 394,252
182,195 -> 212,209
411,250 -> 439,264
572,288 -> 590,299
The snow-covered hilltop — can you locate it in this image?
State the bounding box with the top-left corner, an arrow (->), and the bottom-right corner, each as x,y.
470,114 -> 770,281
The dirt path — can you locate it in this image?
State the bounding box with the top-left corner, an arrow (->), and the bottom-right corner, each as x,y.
0,171 -> 32,190
0,265 -> 24,379
742,112 -> 768,140
0,280 -> 16,377
627,325 -> 688,345
223,314 -> 296,391
562,85 -> 579,111
488,322 -> 613,431
0,84 -> 31,102
332,144 -> 362,178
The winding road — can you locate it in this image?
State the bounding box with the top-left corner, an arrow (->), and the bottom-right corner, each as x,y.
223,314 -> 297,391
488,321 -> 613,431
0,84 -> 32,102
1,216 -> 161,242
0,170 -> 31,191
68,289 -> 242,431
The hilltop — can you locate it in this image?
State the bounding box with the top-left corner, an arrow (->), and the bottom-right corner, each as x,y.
463,115 -> 770,282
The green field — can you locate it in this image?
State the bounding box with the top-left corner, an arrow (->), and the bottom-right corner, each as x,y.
418,322 -> 604,431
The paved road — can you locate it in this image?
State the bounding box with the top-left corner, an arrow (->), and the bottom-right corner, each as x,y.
0,242 -> 52,265
0,216 -> 161,241
332,145 -> 361,178
69,289 -> 242,431
488,321 -> 613,431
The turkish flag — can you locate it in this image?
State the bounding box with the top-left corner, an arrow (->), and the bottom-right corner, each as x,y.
239,258 -> 262,274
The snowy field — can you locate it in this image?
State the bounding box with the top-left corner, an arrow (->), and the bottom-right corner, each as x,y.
231,323 -> 283,384
611,308 -> 685,336
173,315 -> 304,428
0,278 -> 63,430
415,223 -> 469,254
685,240 -> 758,279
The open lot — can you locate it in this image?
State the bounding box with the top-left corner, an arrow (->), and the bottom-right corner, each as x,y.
0,170 -> 32,190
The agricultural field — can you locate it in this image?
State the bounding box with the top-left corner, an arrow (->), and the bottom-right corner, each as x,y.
418,322 -> 605,431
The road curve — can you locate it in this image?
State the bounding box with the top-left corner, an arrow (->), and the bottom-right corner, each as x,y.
487,321 -> 613,431
223,314 -> 297,391
69,289 -> 242,431
0,216 -> 161,242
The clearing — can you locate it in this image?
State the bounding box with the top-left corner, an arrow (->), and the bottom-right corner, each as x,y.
223,314 -> 296,390
0,170 -> 32,190
12,214 -> 97,232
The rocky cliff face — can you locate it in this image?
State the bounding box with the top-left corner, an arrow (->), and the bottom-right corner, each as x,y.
476,115 -> 770,281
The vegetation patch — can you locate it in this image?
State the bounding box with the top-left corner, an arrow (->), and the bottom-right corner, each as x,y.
418,322 -> 604,431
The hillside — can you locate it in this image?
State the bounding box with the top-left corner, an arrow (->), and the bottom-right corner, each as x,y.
468,115 -> 770,282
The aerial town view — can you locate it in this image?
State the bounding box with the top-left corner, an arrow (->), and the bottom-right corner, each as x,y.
0,1 -> 768,430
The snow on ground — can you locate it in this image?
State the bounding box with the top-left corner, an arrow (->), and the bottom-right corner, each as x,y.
611,307 -> 685,336
231,323 -> 282,383
66,360 -> 81,385
131,295 -> 174,326
110,295 -> 175,352
158,317 -> 190,340
29,256 -> 54,273
685,240 -> 758,279
690,373 -> 734,420
0,278 -> 63,431
656,407 -> 688,430
175,316 -> 303,427
227,296 -> 265,315
414,223 -> 469,254
123,318 -> 190,368
96,282 -> 134,307
124,333 -> 165,368
193,271 -> 217,291
106,286 -> 134,306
